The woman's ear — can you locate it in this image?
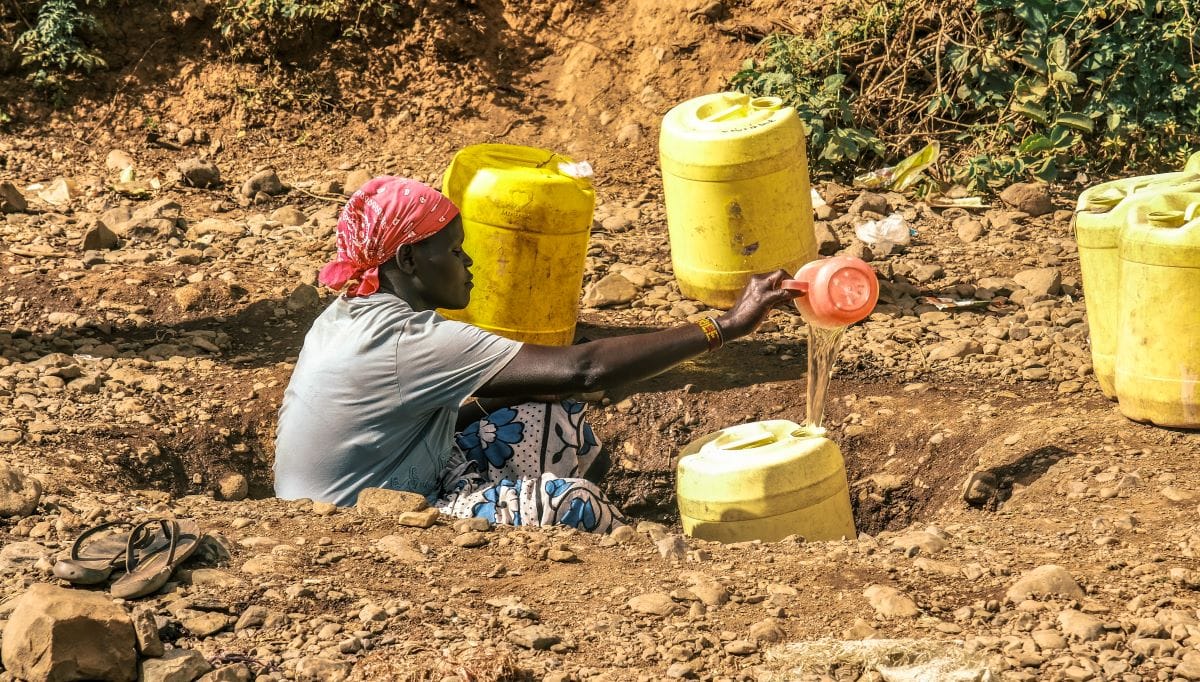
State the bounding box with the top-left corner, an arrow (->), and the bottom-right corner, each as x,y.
394,245 -> 417,274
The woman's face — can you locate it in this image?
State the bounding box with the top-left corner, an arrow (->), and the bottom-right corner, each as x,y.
410,216 -> 474,310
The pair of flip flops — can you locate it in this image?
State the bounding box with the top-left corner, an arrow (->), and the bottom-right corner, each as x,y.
53,518 -> 203,599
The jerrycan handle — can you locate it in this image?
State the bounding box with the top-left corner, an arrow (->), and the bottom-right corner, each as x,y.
1186,151 -> 1200,174
710,424 -> 778,451
1148,201 -> 1200,228
698,94 -> 783,126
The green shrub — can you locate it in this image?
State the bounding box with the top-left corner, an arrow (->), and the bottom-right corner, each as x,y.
14,0 -> 108,95
729,0 -> 1200,190
215,0 -> 411,59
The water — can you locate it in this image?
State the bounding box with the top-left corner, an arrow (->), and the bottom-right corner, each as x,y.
804,325 -> 847,429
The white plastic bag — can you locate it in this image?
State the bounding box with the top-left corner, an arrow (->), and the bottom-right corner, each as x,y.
855,212 -> 911,251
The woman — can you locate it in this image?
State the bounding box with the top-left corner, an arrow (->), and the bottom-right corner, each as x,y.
274,176 -> 794,532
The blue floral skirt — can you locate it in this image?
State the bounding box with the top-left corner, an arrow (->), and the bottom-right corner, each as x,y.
435,400 -> 625,533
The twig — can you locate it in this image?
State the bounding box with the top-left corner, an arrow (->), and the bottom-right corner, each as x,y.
292,186 -> 347,203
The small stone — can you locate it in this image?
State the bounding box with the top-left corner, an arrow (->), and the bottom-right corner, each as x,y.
295,657 -> 351,682
132,607 -> 164,657
241,168 -> 285,198
234,605 -> 268,631
311,501 -> 337,516
269,205 -> 307,226
1000,182 -> 1054,216
628,593 -> 682,616
398,507 -> 439,528
1160,486 -> 1197,504
863,584 -> 919,618
356,487 -> 428,515
1013,267 -> 1062,296
689,581 -> 730,607
890,531 -> 946,556
1006,564 -> 1084,602
286,283 -> 321,312
1058,609 -> 1103,642
927,339 -> 983,361
963,471 -> 999,508
547,549 -> 577,563
139,648 -> 213,682
656,534 -> 687,561
1,584 -> 137,682
197,664 -> 252,682
1170,567 -> 1200,589
80,222 -> 119,251
850,192 -> 890,216
452,517 -> 491,533
911,263 -> 944,283
956,218 -> 985,243
179,610 -> 231,638
178,158 -> 221,189
1175,650 -> 1200,680
583,273 -> 638,308
0,181 -> 29,213
216,473 -> 248,502
343,169 -> 372,195
359,603 -> 387,622
666,662 -> 699,679
0,463 -> 42,517
452,531 -> 489,548
724,639 -> 757,655
815,221 -> 841,255
507,624 -> 561,650
749,618 -> 786,644
608,525 -> 637,544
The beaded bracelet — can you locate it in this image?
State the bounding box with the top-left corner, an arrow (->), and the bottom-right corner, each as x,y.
696,316 -> 724,351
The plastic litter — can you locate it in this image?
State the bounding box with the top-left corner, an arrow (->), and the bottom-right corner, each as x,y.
810,188 -> 826,209
920,296 -> 990,311
854,142 -> 940,191
855,212 -> 911,251
36,177 -> 79,206
557,160 -> 594,179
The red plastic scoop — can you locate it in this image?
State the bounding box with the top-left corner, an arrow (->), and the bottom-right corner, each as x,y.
780,256 -> 879,328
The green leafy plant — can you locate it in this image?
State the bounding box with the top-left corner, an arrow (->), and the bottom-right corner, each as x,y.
215,0 -> 410,59
14,0 -> 109,96
728,0 -> 1200,191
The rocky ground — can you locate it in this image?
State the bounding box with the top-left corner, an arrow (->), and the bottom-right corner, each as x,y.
1,0 -> 1199,680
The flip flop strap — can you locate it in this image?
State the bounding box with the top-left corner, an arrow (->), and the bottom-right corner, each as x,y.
70,520 -> 130,561
124,519 -> 177,573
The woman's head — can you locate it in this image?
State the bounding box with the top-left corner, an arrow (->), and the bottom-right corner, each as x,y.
318,177 -> 473,309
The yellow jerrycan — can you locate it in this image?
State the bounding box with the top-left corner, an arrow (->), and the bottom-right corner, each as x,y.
1114,192 -> 1200,428
1074,161 -> 1200,398
440,144 -> 595,345
676,420 -> 856,543
659,92 -> 817,308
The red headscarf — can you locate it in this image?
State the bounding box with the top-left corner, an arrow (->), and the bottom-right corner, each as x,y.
318,176 -> 460,297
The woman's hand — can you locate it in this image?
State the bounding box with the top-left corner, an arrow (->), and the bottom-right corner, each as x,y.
717,270 -> 799,339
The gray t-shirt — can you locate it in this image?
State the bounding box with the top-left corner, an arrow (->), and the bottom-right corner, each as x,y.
274,293 -> 522,506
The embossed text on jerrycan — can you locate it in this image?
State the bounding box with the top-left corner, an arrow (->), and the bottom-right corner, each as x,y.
659,92 -> 817,308
1074,152 -> 1200,398
1114,193 -> 1200,429
676,420 -> 856,543
440,144 -> 595,345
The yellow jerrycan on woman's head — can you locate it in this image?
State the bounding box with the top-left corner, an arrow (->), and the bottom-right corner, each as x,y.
659,92 -> 818,308
440,144 -> 596,346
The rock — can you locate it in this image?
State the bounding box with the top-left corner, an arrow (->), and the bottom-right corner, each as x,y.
178,158 -> 221,189
1006,564 -> 1084,602
724,640 -> 757,655
197,664 -> 252,682
1170,567 -> 1200,589
999,182 -> 1054,216
507,624 -> 561,650
628,593 -> 683,617
616,122 -> 643,146
343,169 -> 373,195
666,662 -> 699,679
396,509 -> 439,530
241,169 -> 285,198
1031,628 -> 1067,651
139,648 -> 213,682
911,264 -> 944,283
1,584 -> 137,682
656,534 -> 687,561
356,487 -> 428,516
452,531 -> 489,548
891,531 -> 947,556
927,339 -> 983,361
286,283 -> 321,312
374,535 -> 427,563
234,605 -> 268,631
749,618 -> 786,644
80,222 -> 119,250
583,273 -> 638,308
689,581 -> 730,607
0,463 -> 42,517
295,657 -> 351,682
815,221 -> 841,255
452,517 -> 491,533
863,584 -> 919,618
955,217 -> 985,243
105,150 -> 135,171
0,181 -> 27,213
133,607 -> 164,657
206,474 -> 247,504
1176,650 -> 1200,680
0,541 -> 49,569
270,205 -> 307,226
179,610 -> 231,637
850,192 -> 890,216
962,471 -> 999,508
547,549 -> 577,562
38,177 -> 79,206
1129,638 -> 1177,657
311,501 -> 337,516
1013,267 -> 1062,296
1160,486 -> 1197,504
1058,609 -> 1103,642
174,284 -> 206,311
841,241 -> 875,262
